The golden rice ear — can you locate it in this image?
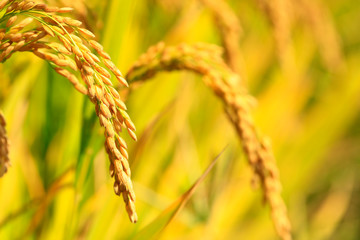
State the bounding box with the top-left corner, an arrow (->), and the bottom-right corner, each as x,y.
0,111 -> 10,177
126,43 -> 292,240
0,0 -> 137,222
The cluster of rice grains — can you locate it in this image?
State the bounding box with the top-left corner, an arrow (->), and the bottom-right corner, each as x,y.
0,0 -> 137,222
126,42 -> 292,240
0,111 -> 9,177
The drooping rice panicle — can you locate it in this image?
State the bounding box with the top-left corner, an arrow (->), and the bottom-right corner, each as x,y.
126,42 -> 292,239
0,0 -> 137,222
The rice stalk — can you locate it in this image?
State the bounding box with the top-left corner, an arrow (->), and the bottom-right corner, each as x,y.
200,0 -> 246,81
0,111 -> 10,177
256,0 -> 295,75
295,0 -> 344,71
0,0 -> 137,222
126,42 -> 292,240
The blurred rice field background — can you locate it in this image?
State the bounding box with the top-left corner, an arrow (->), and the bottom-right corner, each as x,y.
0,0 -> 360,239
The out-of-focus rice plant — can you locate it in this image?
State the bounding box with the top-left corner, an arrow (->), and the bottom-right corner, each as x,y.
0,0 -> 359,239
